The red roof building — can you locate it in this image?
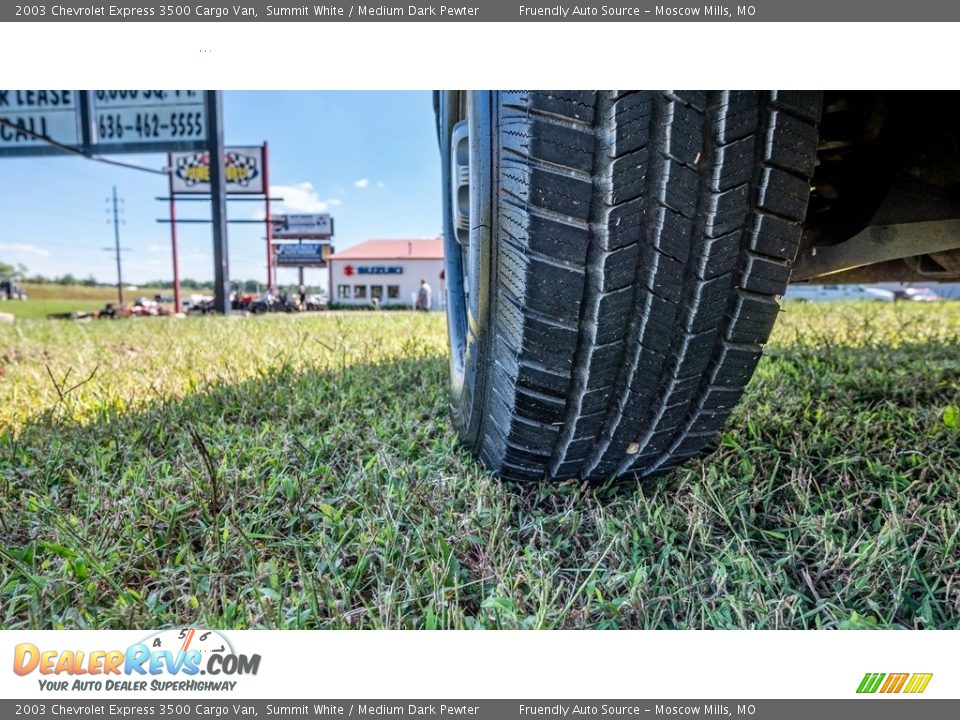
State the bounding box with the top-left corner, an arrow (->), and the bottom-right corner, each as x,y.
328,238 -> 445,309
327,238 -> 444,261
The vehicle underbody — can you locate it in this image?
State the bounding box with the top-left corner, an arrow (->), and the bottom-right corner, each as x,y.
796,90 -> 960,283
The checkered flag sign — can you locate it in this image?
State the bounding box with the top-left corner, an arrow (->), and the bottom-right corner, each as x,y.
175,152 -> 209,187
174,151 -> 261,188
224,151 -> 260,187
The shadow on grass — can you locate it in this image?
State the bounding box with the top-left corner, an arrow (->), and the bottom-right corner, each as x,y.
2,330 -> 959,630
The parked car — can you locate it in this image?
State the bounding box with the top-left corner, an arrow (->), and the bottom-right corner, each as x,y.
248,292 -> 300,314
306,294 -> 328,311
782,285 -> 895,302
900,287 -> 944,302
183,294 -> 215,314
435,90 -> 960,483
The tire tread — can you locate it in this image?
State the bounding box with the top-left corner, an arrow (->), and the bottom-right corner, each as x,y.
476,90 -> 821,481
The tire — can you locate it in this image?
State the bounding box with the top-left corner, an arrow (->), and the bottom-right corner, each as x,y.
439,91 -> 822,482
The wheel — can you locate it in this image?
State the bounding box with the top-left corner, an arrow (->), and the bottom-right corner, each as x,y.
438,91 -> 822,482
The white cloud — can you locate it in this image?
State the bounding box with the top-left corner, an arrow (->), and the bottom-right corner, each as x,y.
269,182 -> 340,214
376,181 -> 385,189
0,242 -> 50,257
353,178 -> 370,189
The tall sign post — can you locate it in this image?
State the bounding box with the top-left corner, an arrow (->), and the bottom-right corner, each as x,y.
161,143 -> 272,306
204,91 -> 230,315
270,214 -> 335,293
263,141 -> 274,293
166,152 -> 182,313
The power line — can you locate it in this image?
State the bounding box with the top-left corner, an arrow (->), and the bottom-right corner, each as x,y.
0,117 -> 169,176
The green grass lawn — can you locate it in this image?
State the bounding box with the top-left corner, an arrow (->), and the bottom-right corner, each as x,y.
1,304 -> 959,629
2,283 -> 175,320
1,299 -> 108,320
20,283 -> 124,302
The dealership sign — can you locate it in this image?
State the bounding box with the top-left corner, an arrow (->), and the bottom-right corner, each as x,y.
171,146 -> 264,195
0,90 -> 208,157
92,90 -> 206,148
0,90 -> 80,148
274,242 -> 332,267
10,627 -> 262,693
343,265 -> 403,276
272,214 -> 334,239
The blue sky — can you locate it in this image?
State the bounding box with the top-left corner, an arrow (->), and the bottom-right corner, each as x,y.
0,91 -> 441,286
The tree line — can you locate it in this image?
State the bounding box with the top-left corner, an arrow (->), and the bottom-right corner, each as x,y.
0,262 -> 267,293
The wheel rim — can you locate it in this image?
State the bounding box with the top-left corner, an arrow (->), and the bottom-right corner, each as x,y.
441,91 -> 492,440
451,114 -> 472,326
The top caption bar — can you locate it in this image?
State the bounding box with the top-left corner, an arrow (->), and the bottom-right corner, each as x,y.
3,0 -> 956,21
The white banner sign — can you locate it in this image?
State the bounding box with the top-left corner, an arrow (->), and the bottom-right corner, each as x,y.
170,145 -> 265,195
0,90 -> 80,149
272,213 -> 334,238
92,90 -> 206,147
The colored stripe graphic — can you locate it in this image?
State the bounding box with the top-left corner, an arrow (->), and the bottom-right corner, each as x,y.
880,673 -> 909,693
904,673 -> 934,694
857,673 -> 885,693
857,672 -> 932,694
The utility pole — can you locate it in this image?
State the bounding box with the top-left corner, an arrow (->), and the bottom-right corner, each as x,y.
103,186 -> 130,305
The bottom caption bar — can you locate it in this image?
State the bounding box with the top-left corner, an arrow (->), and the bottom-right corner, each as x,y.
3,701 -> 958,720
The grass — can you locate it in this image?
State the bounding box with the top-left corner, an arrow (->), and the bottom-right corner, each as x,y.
1,303 -> 959,630
2,284 -> 172,320
2,300 -> 109,321
20,283 -> 124,302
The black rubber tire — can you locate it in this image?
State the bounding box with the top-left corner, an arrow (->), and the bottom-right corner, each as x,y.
441,91 -> 822,482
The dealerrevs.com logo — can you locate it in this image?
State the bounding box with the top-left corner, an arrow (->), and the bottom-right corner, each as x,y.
857,672 -> 933,694
13,628 -> 261,693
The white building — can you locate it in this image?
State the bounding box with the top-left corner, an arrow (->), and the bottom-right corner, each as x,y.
327,238 -> 445,308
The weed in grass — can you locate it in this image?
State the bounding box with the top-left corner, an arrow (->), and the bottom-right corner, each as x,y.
0,304 -> 959,629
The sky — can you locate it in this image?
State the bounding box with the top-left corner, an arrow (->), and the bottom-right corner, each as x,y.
0,91 -> 442,287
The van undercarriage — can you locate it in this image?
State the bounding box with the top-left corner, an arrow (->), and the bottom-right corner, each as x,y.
797,91 -> 960,283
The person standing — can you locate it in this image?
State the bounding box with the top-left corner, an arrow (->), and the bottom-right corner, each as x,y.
416,278 -> 432,311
